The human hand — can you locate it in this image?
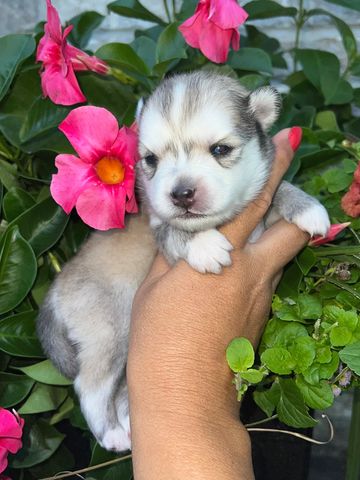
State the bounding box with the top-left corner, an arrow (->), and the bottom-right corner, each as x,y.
128,127 -> 308,480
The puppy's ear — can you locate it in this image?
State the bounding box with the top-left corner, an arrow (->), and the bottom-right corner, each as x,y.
248,87 -> 281,130
136,97 -> 147,122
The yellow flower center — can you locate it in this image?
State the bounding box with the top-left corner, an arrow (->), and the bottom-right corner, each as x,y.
96,156 -> 125,185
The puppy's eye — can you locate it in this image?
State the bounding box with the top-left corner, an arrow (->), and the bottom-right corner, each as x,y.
210,144 -> 233,156
144,153 -> 158,167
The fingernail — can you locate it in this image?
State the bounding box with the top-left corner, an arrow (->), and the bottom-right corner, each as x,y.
288,126 -> 302,151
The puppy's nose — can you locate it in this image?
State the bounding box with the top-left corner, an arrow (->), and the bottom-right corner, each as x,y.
171,187 -> 196,208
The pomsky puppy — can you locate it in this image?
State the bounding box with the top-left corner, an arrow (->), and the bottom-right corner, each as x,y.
37,72 -> 330,451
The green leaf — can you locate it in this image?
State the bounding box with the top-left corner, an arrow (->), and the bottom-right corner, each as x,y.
90,444 -> 133,479
316,345 -> 332,364
253,383 -> 280,417
67,11 -> 104,49
261,318 -> 308,351
244,1 -> 297,19
132,36 -> 157,70
306,10 -> 357,61
3,187 -> 35,222
18,383 -> 68,414
11,419 -> 64,468
228,48 -> 273,74
0,311 -> 44,357
241,369 -> 264,384
0,226 -> 37,314
0,373 -> 34,407
277,378 -> 317,428
289,336 -> 316,373
322,0 -> 360,12
226,337 -> 254,372
238,74 -> 268,90
323,168 -> 353,193
296,376 -> 334,410
339,342 -> 360,375
296,248 -> 317,275
330,326 -> 352,346
0,158 -> 18,191
156,22 -> 187,63
29,445 -> 74,479
8,196 -> 69,257
18,359 -> 72,386
261,347 -> 295,374
315,111 -> 340,132
108,0 -> 166,25
298,294 -> 322,320
96,43 -> 149,75
296,49 -> 353,105
50,396 -> 75,425
0,34 -> 35,102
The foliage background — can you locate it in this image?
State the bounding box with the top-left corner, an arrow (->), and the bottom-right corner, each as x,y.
0,0 -> 360,478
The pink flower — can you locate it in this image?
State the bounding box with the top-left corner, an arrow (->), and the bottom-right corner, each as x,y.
179,0 -> 248,63
341,163 -> 360,218
50,106 -> 138,230
36,0 -> 109,105
0,409 -> 24,474
309,223 -> 350,246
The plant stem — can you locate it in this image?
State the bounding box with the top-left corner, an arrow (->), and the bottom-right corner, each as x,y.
293,0 -> 305,71
345,388 -> 360,480
171,0 -> 177,20
163,0 -> 172,23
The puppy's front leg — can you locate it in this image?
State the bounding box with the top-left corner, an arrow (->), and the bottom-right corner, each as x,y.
153,221 -> 233,274
267,181 -> 330,236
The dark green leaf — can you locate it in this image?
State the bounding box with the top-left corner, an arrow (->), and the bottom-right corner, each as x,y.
3,187 -> 35,222
8,196 -> 69,257
322,0 -> 360,12
228,48 -> 273,74
108,0 -> 166,25
18,383 -> 68,414
96,43 -> 149,75
0,311 -> 44,357
339,342 -> 360,375
226,337 -> 254,372
0,373 -> 34,407
156,22 -> 187,64
18,359 -> 72,386
244,1 -> 297,19
11,419 -> 64,468
0,226 -> 37,314
277,378 -> 317,428
29,445 -> 74,479
90,444 -> 133,479
67,11 -> 104,49
132,36 -> 157,70
296,248 -> 317,275
0,34 -> 35,102
0,158 -> 18,191
50,396 -> 75,425
253,383 -> 280,417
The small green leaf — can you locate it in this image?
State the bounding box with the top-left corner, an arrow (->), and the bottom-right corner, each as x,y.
244,1 -> 297,19
289,336 -> 316,373
323,168 -> 353,193
50,396 -> 75,425
18,359 -> 72,386
261,347 -> 295,374
18,384 -> 68,414
0,373 -> 34,408
241,369 -> 264,384
339,342 -> 360,375
298,294 -> 322,320
0,34 -> 35,102
296,376 -> 334,410
253,383 -> 281,417
277,378 -> 317,428
330,326 -> 352,346
315,110 -> 340,132
0,226 -> 37,314
226,337 -> 254,372
96,43 -> 149,75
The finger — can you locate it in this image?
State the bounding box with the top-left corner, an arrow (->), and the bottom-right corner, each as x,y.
221,127 -> 301,247
251,219 -> 310,275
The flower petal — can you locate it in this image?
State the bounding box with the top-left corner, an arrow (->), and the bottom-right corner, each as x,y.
76,184 -> 126,230
44,0 -> 63,43
111,126 -> 138,166
0,409 -> 23,439
199,21 -> 233,63
40,62 -> 86,106
126,193 -> 138,213
0,447 -> 8,475
59,106 -> 120,162
178,9 -> 204,49
341,182 -> 360,218
50,154 -> 97,214
309,222 -> 351,246
66,44 -> 110,74
208,0 -> 248,29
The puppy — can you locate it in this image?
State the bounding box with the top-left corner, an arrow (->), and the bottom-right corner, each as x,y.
37,72 -> 330,452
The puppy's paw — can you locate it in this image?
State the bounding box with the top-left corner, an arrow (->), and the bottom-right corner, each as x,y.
100,423 -> 131,452
292,204 -> 330,237
187,229 -> 233,274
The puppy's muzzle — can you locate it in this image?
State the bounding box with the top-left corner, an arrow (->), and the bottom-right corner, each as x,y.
171,186 -> 196,209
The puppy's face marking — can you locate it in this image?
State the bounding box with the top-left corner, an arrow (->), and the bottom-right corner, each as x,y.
138,73 -> 280,231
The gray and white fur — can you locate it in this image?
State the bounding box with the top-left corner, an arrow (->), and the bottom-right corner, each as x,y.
37,72 -> 330,452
